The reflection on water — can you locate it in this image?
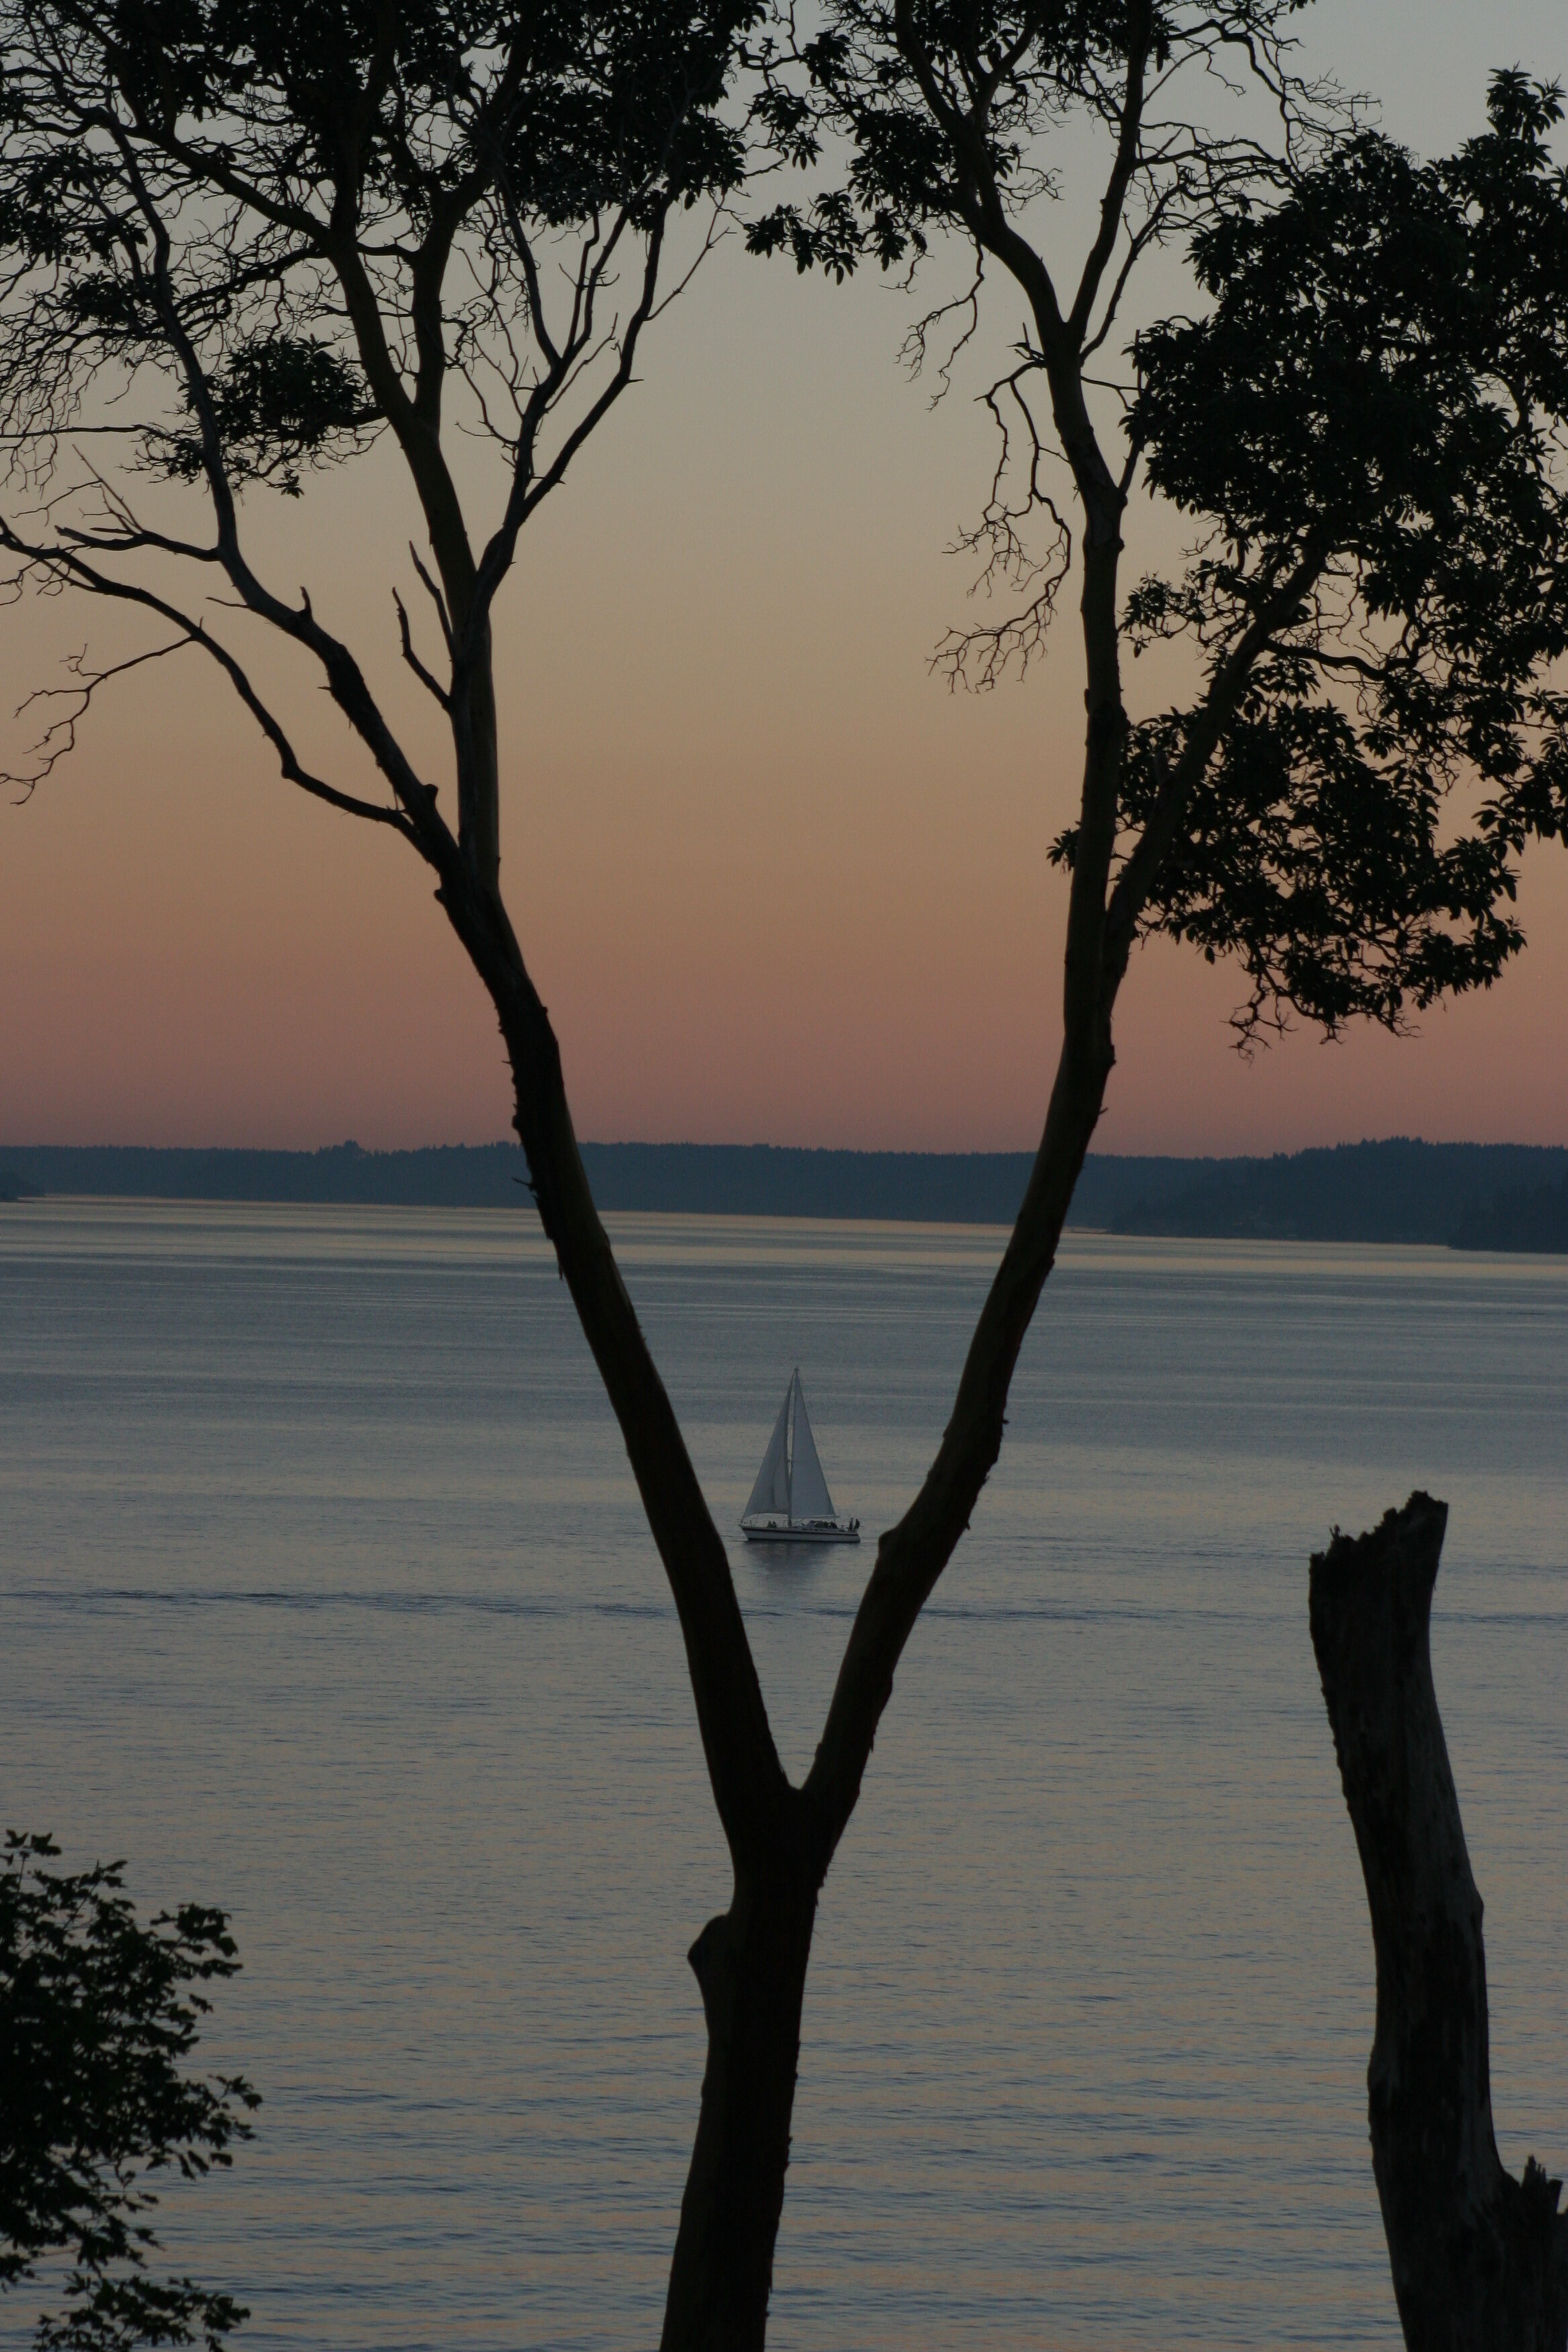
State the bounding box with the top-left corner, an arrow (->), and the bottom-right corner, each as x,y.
2,1200 -> 1565,2349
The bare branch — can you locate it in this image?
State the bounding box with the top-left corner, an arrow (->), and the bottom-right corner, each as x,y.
407,542 -> 454,654
2,636 -> 190,797
0,517 -> 418,834
899,252 -> 985,406
392,585 -> 452,712
933,354 -> 1074,689
1067,2 -> 1155,346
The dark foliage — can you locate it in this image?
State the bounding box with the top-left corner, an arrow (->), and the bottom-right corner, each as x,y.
0,0 -> 756,495
1,1834 -> 258,2352
747,1 -> 1260,276
160,336 -> 375,495
752,12 -> 1568,1040
1110,76 -> 1568,1032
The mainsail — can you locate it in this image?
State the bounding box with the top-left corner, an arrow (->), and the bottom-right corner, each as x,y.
743,1383 -> 793,1521
740,1369 -> 857,1541
787,1373 -> 836,1521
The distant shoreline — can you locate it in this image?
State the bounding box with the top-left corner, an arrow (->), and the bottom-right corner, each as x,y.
2,1138 -> 1566,1253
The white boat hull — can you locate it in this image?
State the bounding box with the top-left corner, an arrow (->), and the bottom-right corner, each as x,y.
742,1518 -> 861,1545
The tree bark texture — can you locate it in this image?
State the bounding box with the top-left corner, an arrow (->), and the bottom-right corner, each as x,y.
660,1864 -> 822,2352
1310,1493 -> 1568,2352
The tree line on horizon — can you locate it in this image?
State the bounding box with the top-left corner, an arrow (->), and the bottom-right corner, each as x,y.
3,1134 -> 1568,1251
2,3 -> 1566,2346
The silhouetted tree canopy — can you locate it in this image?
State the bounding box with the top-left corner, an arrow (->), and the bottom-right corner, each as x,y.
749,0 -> 1293,278
0,1833 -> 258,2352
0,0 -> 754,499
754,16 -> 1568,1036
1118,75 -> 1568,1031
0,0 -> 761,897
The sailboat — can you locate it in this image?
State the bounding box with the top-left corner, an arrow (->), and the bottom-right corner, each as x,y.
740,1368 -> 861,1544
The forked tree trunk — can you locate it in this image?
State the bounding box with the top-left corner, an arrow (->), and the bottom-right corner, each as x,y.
1310,1494 -> 1568,2352
660,1853 -> 822,2351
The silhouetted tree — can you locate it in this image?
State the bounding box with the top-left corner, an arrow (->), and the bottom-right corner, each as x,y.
2,3 -> 1567,2343
1,1832 -> 258,2352
1311,1502 -> 1568,2352
756,25 -> 1568,1035
753,14 -> 1568,2340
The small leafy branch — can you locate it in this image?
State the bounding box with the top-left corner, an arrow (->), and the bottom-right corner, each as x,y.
1,1832 -> 259,2352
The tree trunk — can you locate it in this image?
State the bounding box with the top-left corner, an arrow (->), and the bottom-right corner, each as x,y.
1309,1493 -> 1568,2352
660,1861 -> 820,2352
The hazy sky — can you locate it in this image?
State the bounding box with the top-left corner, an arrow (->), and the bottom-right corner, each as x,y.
2,0 -> 1565,1155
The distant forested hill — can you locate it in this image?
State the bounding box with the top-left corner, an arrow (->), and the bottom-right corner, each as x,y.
1106,1139 -> 1568,1249
1450,1174 -> 1568,1254
0,1137 -> 1564,1249
0,1140 -> 1171,1227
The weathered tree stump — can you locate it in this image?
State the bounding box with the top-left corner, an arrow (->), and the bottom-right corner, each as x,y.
1310,1492 -> 1568,2352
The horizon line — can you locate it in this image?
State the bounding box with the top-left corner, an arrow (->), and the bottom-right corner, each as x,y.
6,1135 -> 1568,1161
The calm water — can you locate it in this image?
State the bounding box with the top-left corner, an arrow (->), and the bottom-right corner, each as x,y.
2,1199 -> 1565,2350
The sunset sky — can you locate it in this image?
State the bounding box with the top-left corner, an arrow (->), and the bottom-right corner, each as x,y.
2,0 -> 1565,1158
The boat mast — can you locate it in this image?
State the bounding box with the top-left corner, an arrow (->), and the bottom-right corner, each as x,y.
786,1367 -> 797,1524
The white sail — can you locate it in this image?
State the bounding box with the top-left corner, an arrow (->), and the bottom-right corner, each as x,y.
740,1369 -> 858,1542
787,1371 -> 836,1522
743,1383 -> 793,1520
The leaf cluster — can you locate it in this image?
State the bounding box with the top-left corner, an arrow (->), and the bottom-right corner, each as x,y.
1,1832 -> 258,2352
1106,75 -> 1568,1033
158,332 -> 376,492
